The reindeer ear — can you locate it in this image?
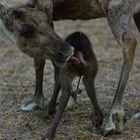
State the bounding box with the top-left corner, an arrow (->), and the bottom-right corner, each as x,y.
12,10 -> 23,19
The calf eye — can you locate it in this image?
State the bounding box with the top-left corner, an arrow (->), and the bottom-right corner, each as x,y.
12,10 -> 23,19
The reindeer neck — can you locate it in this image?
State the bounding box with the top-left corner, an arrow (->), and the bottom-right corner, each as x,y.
0,6 -> 14,32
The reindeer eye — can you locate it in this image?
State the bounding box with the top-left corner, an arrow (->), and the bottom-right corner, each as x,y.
12,10 -> 23,19
19,24 -> 34,38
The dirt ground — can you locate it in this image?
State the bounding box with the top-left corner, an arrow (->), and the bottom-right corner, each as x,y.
0,18 -> 140,140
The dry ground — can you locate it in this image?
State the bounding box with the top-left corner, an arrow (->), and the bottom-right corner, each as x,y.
0,18 -> 140,140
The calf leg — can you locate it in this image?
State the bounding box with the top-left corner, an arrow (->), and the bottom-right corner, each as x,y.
70,77 -> 82,101
43,72 -> 75,140
21,59 -> 48,111
83,75 -> 103,128
103,1 -> 137,135
48,65 -> 81,115
48,64 -> 61,115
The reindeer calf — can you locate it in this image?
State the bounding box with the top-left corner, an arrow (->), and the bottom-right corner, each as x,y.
43,32 -> 103,140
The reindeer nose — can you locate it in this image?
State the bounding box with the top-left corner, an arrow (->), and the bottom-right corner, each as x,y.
19,24 -> 33,38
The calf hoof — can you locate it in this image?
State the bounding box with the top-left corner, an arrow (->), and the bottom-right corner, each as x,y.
103,108 -> 126,136
21,96 -> 48,111
42,136 -> 53,140
92,113 -> 104,129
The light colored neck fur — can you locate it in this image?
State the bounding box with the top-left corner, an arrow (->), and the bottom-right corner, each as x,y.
0,19 -> 15,44
123,0 -> 140,15
109,0 -> 140,15
0,4 -> 16,44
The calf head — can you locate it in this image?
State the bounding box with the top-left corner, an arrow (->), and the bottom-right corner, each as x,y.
0,3 -> 74,67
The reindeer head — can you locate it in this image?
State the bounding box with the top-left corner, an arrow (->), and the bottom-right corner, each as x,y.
0,3 -> 74,67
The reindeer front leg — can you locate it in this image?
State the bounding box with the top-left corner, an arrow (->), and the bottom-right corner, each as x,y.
48,64 -> 81,115
21,59 -> 48,111
102,1 -> 137,136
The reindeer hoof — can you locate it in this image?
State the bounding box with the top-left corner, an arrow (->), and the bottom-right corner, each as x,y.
21,97 -> 48,111
103,108 -> 126,136
21,102 -> 38,111
92,113 -> 104,129
94,117 -> 103,129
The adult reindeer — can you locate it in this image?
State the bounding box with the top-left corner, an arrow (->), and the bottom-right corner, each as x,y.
30,0 -> 140,137
0,0 -> 76,111
47,0 -> 140,137
1,0 -> 140,139
97,0 -> 140,136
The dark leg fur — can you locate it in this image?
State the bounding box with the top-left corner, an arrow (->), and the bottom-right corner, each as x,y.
103,1 -> 137,136
83,75 -> 103,128
44,71 -> 75,140
21,59 -> 48,111
48,64 -> 61,115
48,64 -> 81,115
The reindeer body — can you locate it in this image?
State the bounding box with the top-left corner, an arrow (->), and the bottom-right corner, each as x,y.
45,32 -> 103,140
46,0 -> 140,139
1,0 -> 140,139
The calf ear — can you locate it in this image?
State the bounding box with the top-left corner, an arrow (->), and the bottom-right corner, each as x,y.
12,10 -> 23,19
134,12 -> 140,32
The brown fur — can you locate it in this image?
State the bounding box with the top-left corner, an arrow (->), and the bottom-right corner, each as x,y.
1,0 -> 140,139
45,0 -> 140,139
0,2 -> 74,112
44,32 -> 103,140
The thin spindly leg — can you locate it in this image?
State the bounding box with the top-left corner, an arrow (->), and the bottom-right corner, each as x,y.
43,71 -> 75,140
48,64 -> 61,115
21,59 -> 48,111
103,1 -> 137,135
83,75 -> 103,128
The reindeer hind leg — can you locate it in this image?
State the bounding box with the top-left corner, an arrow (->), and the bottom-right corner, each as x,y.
103,1 -> 137,136
83,74 -> 103,129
